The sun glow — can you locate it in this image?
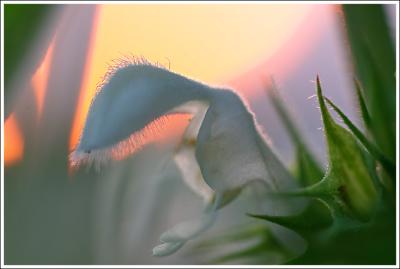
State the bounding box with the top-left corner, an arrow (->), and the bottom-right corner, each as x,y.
31,38 -> 55,119
4,114 -> 24,166
4,38 -> 56,166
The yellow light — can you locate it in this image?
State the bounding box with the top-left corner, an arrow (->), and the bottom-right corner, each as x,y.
91,4 -> 312,86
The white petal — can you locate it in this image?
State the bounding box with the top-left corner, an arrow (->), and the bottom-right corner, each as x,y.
196,90 -> 295,193
173,101 -> 214,203
195,90 -> 305,214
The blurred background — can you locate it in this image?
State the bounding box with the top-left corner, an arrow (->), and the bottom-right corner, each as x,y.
3,3 -> 397,265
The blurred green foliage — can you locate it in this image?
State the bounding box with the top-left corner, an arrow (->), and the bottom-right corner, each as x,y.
4,4 -> 56,108
268,85 -> 324,187
342,5 -> 396,161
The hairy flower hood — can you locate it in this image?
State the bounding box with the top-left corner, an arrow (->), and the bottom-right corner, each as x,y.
70,59 -> 302,256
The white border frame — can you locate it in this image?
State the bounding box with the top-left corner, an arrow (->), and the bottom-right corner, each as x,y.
1,1 -> 398,268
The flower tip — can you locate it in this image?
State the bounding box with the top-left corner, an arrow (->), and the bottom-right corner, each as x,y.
69,149 -> 88,168
152,242 -> 184,257
69,143 -> 113,170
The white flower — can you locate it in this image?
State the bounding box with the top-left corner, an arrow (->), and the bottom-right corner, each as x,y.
70,58 -> 302,256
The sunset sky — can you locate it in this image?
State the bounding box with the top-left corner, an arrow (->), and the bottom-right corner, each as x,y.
70,4 -> 319,151
5,4 -> 329,165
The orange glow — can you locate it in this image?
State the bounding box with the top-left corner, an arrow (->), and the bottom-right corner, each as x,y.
4,114 -> 25,166
111,114 -> 192,161
229,5 -> 334,93
69,10 -> 100,150
31,39 -> 55,119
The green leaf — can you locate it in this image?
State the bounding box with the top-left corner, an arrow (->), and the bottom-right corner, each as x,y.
324,96 -> 395,180
5,4 -> 57,107
285,202 -> 396,265
268,84 -> 324,187
353,79 -> 372,133
342,4 -> 396,161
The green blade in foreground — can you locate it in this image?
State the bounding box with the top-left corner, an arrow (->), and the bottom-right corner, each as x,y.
342,4 -> 396,161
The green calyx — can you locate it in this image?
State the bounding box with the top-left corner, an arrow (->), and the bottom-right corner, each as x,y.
278,77 -> 380,223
